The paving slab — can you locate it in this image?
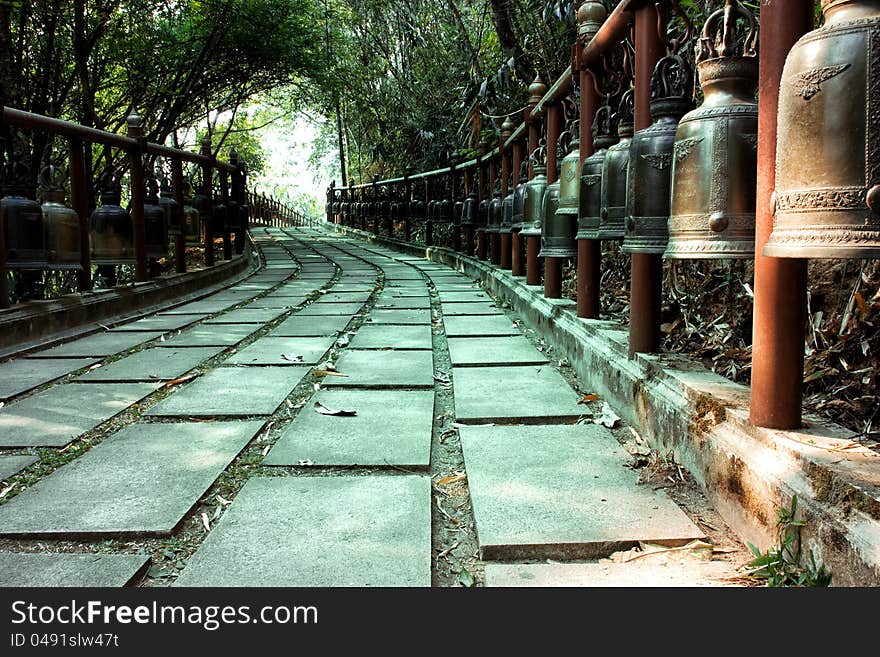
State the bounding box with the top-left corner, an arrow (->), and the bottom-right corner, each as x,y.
155,324 -> 255,347
243,296 -> 307,309
226,336 -> 334,366
297,302 -> 364,316
453,365 -> 585,423
315,292 -> 372,304
228,283 -> 275,292
432,283 -> 482,292
381,288 -> 430,298
447,336 -> 548,366
331,284 -> 376,293
437,291 -> 492,303
159,299 -> 237,314
0,455 -> 38,480
0,358 -> 98,400
264,389 -> 434,467
348,324 -> 433,350
110,314 -> 208,331
174,475 -> 430,586
0,382 -> 162,447
0,553 -> 150,587
204,308 -> 288,324
373,296 -> 430,310
364,309 -> 431,325
441,302 -> 502,316
147,366 -> 310,417
460,424 -> 705,559
484,561 -> 735,587
0,421 -> 263,537
270,315 -> 351,337
327,350 -> 434,388
26,331 -> 163,358
443,315 -> 521,337
75,347 -> 223,382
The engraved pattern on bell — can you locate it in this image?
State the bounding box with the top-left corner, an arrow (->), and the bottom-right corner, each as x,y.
486,186 -> 504,233
666,0 -> 759,260
520,165 -> 548,238
539,181 -> 574,257
578,106 -> 618,240
90,178 -> 135,265
766,0 -> 880,259
598,90 -> 634,241
510,160 -> 529,231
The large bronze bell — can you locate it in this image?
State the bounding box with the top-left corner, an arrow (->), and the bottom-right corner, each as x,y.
623,53 -> 694,254
578,106 -> 618,240
460,192 -> 478,227
91,178 -> 135,265
666,0 -> 759,259
453,198 -> 464,226
598,90 -> 634,240
542,125 -> 581,258
477,197 -> 490,231
766,0 -> 880,259
439,199 -> 453,223
538,180 -> 563,257
501,177 -> 515,233
182,183 -> 201,244
39,169 -> 82,270
487,183 -> 503,233
520,161 -> 548,241
143,180 -> 168,260
511,161 -> 529,231
1,144 -> 47,270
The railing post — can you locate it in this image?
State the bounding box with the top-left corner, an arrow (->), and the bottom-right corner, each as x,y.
171,157 -> 186,273
200,135 -> 215,267
451,167 -> 461,252
236,161 -> 247,253
464,168 -> 475,255
489,155 -> 500,265
220,167 -> 231,260
126,113 -> 149,282
404,177 -> 412,241
68,137 -> 92,291
543,102 -> 563,297
628,2 -> 666,355
750,0 -> 812,429
424,178 -> 432,246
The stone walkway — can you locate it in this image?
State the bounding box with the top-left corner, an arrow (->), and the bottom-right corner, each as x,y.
0,227 -> 743,587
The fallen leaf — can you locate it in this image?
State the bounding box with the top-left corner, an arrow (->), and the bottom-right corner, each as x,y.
313,370 -> 348,377
434,374 -> 451,384
593,402 -> 621,428
578,394 -> 600,405
164,373 -> 199,387
216,495 -> 232,506
298,459 -> 314,466
200,512 -> 211,532
436,474 -> 466,485
0,484 -> 15,498
282,353 -> 304,362
314,401 -> 357,417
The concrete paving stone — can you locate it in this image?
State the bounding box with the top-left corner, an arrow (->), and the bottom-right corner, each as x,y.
438,291 -> 492,303
373,296 -> 430,310
110,314 -> 208,332
383,274 -> 424,282
0,420 -> 262,537
297,302 -> 364,316
26,331 -> 164,358
270,315 -> 351,337
158,299 -> 237,314
75,347 -> 224,382
381,287 -> 429,298
203,308 -> 288,324
273,285 -> 322,296
432,283 -> 481,292
0,382 -> 162,447
315,292 -> 372,304
156,324 -> 255,347
453,365 -> 586,423
264,389 -> 434,467
174,475 -> 430,586
0,553 -> 150,587
0,455 -> 38,480
442,314 -> 521,337
484,561 -> 735,587
348,324 -> 433,350
296,273 -> 335,280
447,336 -> 548,367
229,283 -> 275,291
460,424 -> 705,560
146,366 -> 310,417
331,284 -> 376,293
442,302 -> 502,316
227,336 -> 335,366
0,358 -> 98,401
364,309 -> 431,325
327,349 -> 434,388
243,296 -> 307,309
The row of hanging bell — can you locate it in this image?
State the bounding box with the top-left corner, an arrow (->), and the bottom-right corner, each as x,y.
578,106 -> 617,240
541,121 -> 581,258
765,0 -> 880,259
520,146 -> 548,241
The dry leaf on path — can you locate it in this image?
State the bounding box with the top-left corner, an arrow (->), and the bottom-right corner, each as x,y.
313,369 -> 348,377
282,353 -> 304,362
314,401 -> 357,417
436,474 -> 466,485
593,402 -> 621,428
578,394 -> 600,405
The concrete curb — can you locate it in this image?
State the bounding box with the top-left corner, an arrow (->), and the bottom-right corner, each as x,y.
326,222 -> 880,586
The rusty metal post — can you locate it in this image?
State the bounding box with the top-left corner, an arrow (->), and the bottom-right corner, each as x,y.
578,65 -> 601,318
68,137 -> 92,291
477,162 -> 487,260
464,168 -> 475,255
452,168 -> 462,251
750,0 -> 812,429
171,157 -> 186,273
220,168 -> 231,260
628,3 -> 666,356
544,102 -> 563,297
490,155 -> 501,265
200,136 -> 215,267
126,114 -> 149,282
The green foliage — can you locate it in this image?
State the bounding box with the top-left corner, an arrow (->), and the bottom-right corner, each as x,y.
747,495 -> 833,587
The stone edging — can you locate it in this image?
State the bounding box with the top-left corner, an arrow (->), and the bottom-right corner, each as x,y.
327,222 -> 880,586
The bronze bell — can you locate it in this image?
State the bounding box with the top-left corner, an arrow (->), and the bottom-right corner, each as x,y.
159,182 -> 179,239
143,180 -> 168,260
182,182 -> 201,244
666,0 -> 759,259
511,161 -> 529,231
477,197 -> 490,230
623,53 -> 694,254
1,142 -> 47,270
542,124 -> 581,258
520,160 -> 548,240
91,178 -> 135,265
460,192 -> 478,227
487,182 -> 503,233
212,194 -> 228,243
766,0 -> 880,259
39,167 -> 82,270
598,90 -> 634,240
501,176 -> 515,233
440,199 -> 453,223
578,106 -> 618,240
453,198 -> 464,226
